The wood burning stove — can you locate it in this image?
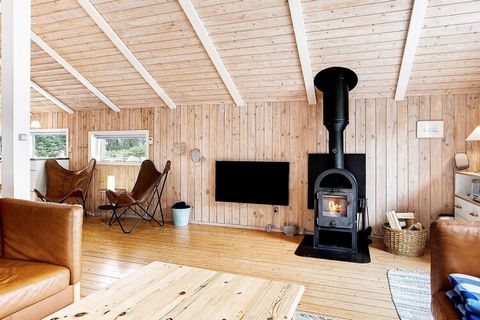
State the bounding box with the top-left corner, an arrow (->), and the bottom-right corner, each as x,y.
314,168 -> 358,251
313,67 -> 359,253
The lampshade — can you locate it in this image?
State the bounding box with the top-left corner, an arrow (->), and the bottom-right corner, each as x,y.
466,126 -> 480,141
107,175 -> 116,191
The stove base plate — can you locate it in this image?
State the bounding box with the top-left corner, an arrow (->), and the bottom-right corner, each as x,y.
294,233 -> 371,263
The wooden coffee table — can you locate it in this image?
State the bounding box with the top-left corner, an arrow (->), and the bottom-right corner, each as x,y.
44,261 -> 304,320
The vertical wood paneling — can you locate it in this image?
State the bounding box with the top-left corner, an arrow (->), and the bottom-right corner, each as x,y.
201,105 -> 210,223
193,105 -> 202,222
442,96 -> 455,214
430,96 -> 443,225
355,99 -> 366,154
397,100 -> 408,211
454,95 -> 466,153
418,96 -> 431,230
386,99 -> 398,213
375,98 -> 387,236
186,105 -> 196,221
345,99 -> 356,153
31,93 -> 479,236
407,97 -> 419,216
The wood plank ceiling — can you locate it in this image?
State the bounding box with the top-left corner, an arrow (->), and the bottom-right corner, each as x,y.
2,0 -> 480,112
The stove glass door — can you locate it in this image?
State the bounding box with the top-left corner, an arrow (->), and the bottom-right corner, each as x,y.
322,195 -> 348,217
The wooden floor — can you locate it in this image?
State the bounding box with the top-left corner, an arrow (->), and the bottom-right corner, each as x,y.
81,218 -> 430,320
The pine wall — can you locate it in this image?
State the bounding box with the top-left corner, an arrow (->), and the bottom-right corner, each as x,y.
32,93 -> 480,236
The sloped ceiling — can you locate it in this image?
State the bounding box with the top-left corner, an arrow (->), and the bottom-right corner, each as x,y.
2,0 -> 479,112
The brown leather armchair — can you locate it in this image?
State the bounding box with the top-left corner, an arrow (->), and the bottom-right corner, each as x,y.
431,220 -> 480,320
103,160 -> 170,233
0,199 -> 83,320
34,159 -> 96,216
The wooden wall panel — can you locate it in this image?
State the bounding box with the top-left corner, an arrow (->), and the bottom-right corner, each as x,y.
32,93 -> 480,236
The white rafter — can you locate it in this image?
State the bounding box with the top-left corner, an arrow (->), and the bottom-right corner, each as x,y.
77,0 -> 176,110
30,81 -> 74,114
178,0 -> 244,107
31,31 -> 121,112
288,0 -> 316,105
394,0 -> 429,101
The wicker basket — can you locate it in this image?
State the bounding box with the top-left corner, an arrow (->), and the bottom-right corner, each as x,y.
383,223 -> 427,257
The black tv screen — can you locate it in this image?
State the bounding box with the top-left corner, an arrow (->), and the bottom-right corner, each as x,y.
215,161 -> 289,206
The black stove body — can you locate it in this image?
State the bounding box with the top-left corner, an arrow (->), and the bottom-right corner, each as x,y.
313,67 -> 359,253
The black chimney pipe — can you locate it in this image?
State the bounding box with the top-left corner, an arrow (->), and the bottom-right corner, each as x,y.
314,67 -> 358,169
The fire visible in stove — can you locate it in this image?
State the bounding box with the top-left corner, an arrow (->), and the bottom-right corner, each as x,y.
323,195 -> 348,217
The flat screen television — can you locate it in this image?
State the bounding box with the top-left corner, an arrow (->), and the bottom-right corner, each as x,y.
215,161 -> 289,206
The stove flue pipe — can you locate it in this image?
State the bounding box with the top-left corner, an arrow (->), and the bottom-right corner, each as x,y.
314,67 -> 358,169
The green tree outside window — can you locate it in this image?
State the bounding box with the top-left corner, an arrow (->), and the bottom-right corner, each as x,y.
33,134 -> 67,158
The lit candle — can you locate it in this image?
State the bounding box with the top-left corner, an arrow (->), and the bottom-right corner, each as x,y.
107,175 -> 116,191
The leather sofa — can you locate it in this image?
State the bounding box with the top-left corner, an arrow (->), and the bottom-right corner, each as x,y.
431,220 -> 480,320
0,198 -> 83,320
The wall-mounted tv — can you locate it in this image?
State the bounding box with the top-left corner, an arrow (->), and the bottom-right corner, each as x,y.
215,161 -> 289,206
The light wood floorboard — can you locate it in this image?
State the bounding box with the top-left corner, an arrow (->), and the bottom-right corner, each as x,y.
80,217 -> 430,320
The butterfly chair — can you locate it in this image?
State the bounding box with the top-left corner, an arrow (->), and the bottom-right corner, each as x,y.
34,158 -> 96,216
102,160 -> 171,234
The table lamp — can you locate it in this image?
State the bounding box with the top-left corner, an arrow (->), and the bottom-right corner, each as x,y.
107,175 -> 116,191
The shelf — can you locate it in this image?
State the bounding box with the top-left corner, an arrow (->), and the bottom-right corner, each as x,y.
455,194 -> 480,207
455,171 -> 480,177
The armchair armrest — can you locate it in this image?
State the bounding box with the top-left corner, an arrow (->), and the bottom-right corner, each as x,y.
430,220 -> 480,295
0,198 -> 83,285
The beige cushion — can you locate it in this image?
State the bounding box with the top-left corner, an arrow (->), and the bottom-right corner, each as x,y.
0,259 -> 70,318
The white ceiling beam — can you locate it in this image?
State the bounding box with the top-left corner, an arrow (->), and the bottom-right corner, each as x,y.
31,31 -> 121,112
394,0 -> 429,101
30,81 -> 74,114
179,0 -> 244,107
76,0 -> 176,110
288,0 -> 316,105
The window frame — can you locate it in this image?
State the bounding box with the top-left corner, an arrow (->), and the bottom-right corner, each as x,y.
30,128 -> 69,159
88,130 -> 149,166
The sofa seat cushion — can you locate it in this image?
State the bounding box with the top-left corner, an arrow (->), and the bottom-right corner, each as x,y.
0,258 -> 70,318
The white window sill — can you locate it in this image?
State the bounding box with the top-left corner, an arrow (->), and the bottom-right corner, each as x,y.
96,161 -> 142,166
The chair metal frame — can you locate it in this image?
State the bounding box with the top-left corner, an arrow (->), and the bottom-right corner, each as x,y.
105,161 -> 170,234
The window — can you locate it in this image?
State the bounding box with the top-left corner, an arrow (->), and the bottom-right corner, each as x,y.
31,129 -> 68,159
89,130 -> 148,164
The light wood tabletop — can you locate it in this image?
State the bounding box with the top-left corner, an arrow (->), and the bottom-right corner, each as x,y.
44,261 -> 304,320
